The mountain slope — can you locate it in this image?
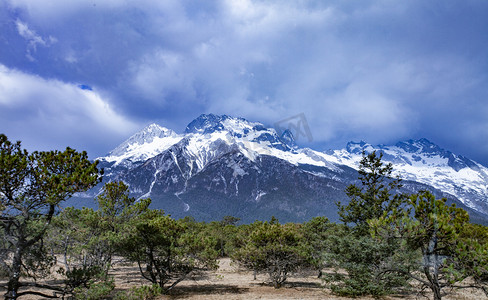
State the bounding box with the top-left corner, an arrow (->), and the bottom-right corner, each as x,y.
98,114 -> 338,175
95,114 -> 348,222
101,123 -> 183,168
81,114 -> 488,223
322,139 -> 488,214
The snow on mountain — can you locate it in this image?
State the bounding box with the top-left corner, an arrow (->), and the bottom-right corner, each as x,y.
185,114 -> 295,151
99,114 -> 338,173
195,114 -> 340,171
323,138 -> 488,212
82,114 -> 488,223
98,123 -> 183,166
95,115 -> 488,216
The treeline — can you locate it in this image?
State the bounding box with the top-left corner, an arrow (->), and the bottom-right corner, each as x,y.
1,134 -> 488,300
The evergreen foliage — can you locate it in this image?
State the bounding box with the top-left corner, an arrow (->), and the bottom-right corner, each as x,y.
300,216 -> 332,277
1,136 -> 488,300
337,151 -> 407,234
206,216 -> 240,257
327,150 -> 412,297
324,227 -> 413,297
47,181 -> 149,298
0,134 -> 100,299
117,208 -> 219,293
232,217 -> 312,288
50,207 -> 112,296
370,190 -> 488,299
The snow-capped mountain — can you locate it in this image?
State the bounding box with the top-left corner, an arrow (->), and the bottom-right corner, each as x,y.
101,123 -> 183,168
98,114 -> 337,173
92,114 -> 351,222
87,114 -> 488,223
323,139 -> 488,214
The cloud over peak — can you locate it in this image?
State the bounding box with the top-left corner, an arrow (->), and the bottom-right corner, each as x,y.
1,0 -> 488,164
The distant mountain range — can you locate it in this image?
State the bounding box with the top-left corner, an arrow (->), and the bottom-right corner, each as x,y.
72,114 -> 488,224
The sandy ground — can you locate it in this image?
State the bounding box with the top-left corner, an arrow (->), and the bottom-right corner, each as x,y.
1,258 -> 486,299
160,258 -> 329,300
155,258 -> 485,300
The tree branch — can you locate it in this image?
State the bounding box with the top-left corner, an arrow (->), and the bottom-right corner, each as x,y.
16,290 -> 59,299
19,281 -> 65,292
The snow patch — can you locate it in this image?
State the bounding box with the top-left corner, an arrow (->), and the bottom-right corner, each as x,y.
327,140 -> 488,212
255,191 -> 267,202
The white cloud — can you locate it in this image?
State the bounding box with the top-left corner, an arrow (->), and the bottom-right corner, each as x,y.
0,64 -> 140,156
126,50 -> 195,102
2,0 -> 488,163
16,20 -> 46,46
15,19 -> 56,61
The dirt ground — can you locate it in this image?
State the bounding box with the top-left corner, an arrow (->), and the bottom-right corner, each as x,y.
2,258 -> 486,299
157,258 -> 328,300
154,258 -> 485,300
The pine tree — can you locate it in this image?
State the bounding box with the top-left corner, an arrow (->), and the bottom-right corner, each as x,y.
232,217 -> 312,288
117,209 -> 219,293
0,134 -> 100,299
370,191 -> 488,299
326,151 -> 411,297
337,150 -> 406,234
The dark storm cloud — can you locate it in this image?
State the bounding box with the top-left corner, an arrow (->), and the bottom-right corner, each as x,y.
0,0 -> 487,164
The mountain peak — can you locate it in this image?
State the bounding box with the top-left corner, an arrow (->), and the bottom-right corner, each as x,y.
395,138 -> 445,155
184,113 -> 296,151
413,138 -> 438,150
280,129 -> 297,149
94,116 -> 488,220
107,123 -> 177,157
345,140 -> 370,154
185,114 -> 230,134
418,137 -> 434,144
144,123 -> 166,132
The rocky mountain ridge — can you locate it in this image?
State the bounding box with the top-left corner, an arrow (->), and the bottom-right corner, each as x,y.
82,114 -> 488,223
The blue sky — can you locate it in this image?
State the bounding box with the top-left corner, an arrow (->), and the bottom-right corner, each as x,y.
1,0 -> 488,164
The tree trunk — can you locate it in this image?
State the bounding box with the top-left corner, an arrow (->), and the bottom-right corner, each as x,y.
423,262 -> 442,300
432,283 -> 442,300
5,247 -> 23,300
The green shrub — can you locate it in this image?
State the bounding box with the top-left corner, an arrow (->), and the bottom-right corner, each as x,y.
232,217 -> 312,288
73,278 -> 115,300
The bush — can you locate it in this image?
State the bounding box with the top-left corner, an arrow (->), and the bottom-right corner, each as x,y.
72,277 -> 115,300
232,217 -> 312,288
117,210 -> 218,293
324,230 -> 412,297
